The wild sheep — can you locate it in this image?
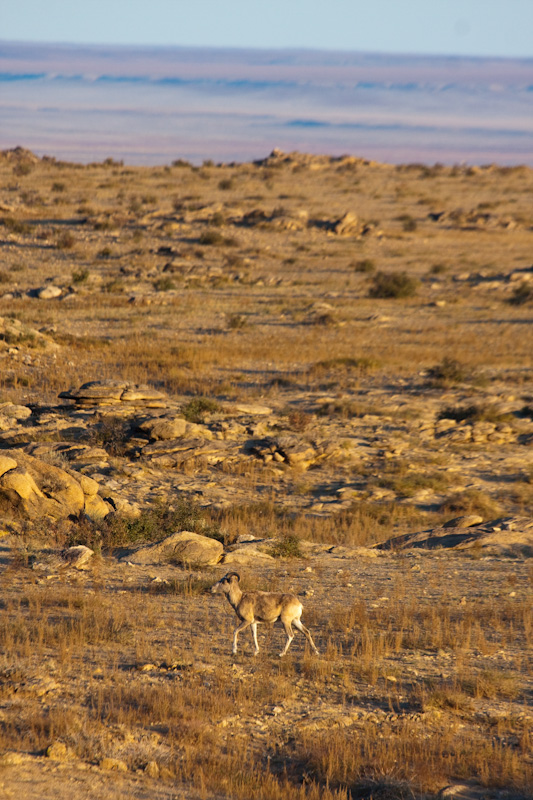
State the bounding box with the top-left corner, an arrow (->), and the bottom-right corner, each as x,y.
210,571 -> 319,657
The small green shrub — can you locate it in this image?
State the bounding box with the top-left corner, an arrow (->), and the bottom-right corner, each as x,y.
427,358 -> 469,386
369,271 -> 418,298
352,258 -> 376,273
226,313 -> 248,330
218,179 -> 233,191
269,534 -> 304,558
153,276 -> 176,292
71,268 -> 90,284
181,397 -> 220,423
68,499 -> 221,551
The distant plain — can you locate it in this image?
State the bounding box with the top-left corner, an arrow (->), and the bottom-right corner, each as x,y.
1,41 -> 532,165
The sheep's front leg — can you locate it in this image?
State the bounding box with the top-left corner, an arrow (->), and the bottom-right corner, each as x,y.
233,619 -> 252,654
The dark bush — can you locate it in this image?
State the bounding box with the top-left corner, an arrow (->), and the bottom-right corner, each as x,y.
369,271 -> 418,298
427,358 -> 469,386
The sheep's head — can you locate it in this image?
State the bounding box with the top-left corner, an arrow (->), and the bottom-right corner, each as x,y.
210,572 -> 240,594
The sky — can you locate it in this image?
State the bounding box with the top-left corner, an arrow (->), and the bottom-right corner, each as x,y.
1,0 -> 532,59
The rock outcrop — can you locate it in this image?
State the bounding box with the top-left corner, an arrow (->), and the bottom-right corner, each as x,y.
378,517 -> 533,557
0,449 -> 111,522
59,380 -> 167,408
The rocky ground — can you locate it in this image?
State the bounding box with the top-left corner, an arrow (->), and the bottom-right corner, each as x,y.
0,147 -> 532,799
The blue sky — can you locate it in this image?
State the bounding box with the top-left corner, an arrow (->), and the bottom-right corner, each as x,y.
2,0 -> 532,58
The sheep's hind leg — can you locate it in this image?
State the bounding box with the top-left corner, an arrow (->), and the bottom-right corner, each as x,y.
294,618 -> 319,655
279,622 -> 294,657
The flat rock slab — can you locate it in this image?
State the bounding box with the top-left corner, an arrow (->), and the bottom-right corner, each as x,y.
378,516 -> 533,557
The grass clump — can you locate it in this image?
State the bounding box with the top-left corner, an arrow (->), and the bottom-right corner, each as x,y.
439,489 -> 501,518
56,231 -> 76,250
226,312 -> 248,330
368,271 -> 418,298
509,282 -> 533,305
199,230 -> 237,247
438,404 -> 511,424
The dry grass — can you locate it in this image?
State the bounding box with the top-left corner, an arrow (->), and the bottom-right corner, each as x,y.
1,150 -> 533,798
0,555 -> 531,799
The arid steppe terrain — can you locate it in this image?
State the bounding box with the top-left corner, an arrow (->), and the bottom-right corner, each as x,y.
0,146 -> 532,799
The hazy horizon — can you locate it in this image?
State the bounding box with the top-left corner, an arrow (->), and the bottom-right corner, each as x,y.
1,41 -> 532,166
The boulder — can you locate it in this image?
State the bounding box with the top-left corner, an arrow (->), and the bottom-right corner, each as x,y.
125,530 -> 223,566
36,285 -> 62,300
332,212 -> 359,235
138,416 -> 188,440
61,545 -> 94,569
0,403 -> 32,420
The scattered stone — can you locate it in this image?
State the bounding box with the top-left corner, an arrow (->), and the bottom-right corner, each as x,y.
99,757 -> 128,772
332,211 -> 359,235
